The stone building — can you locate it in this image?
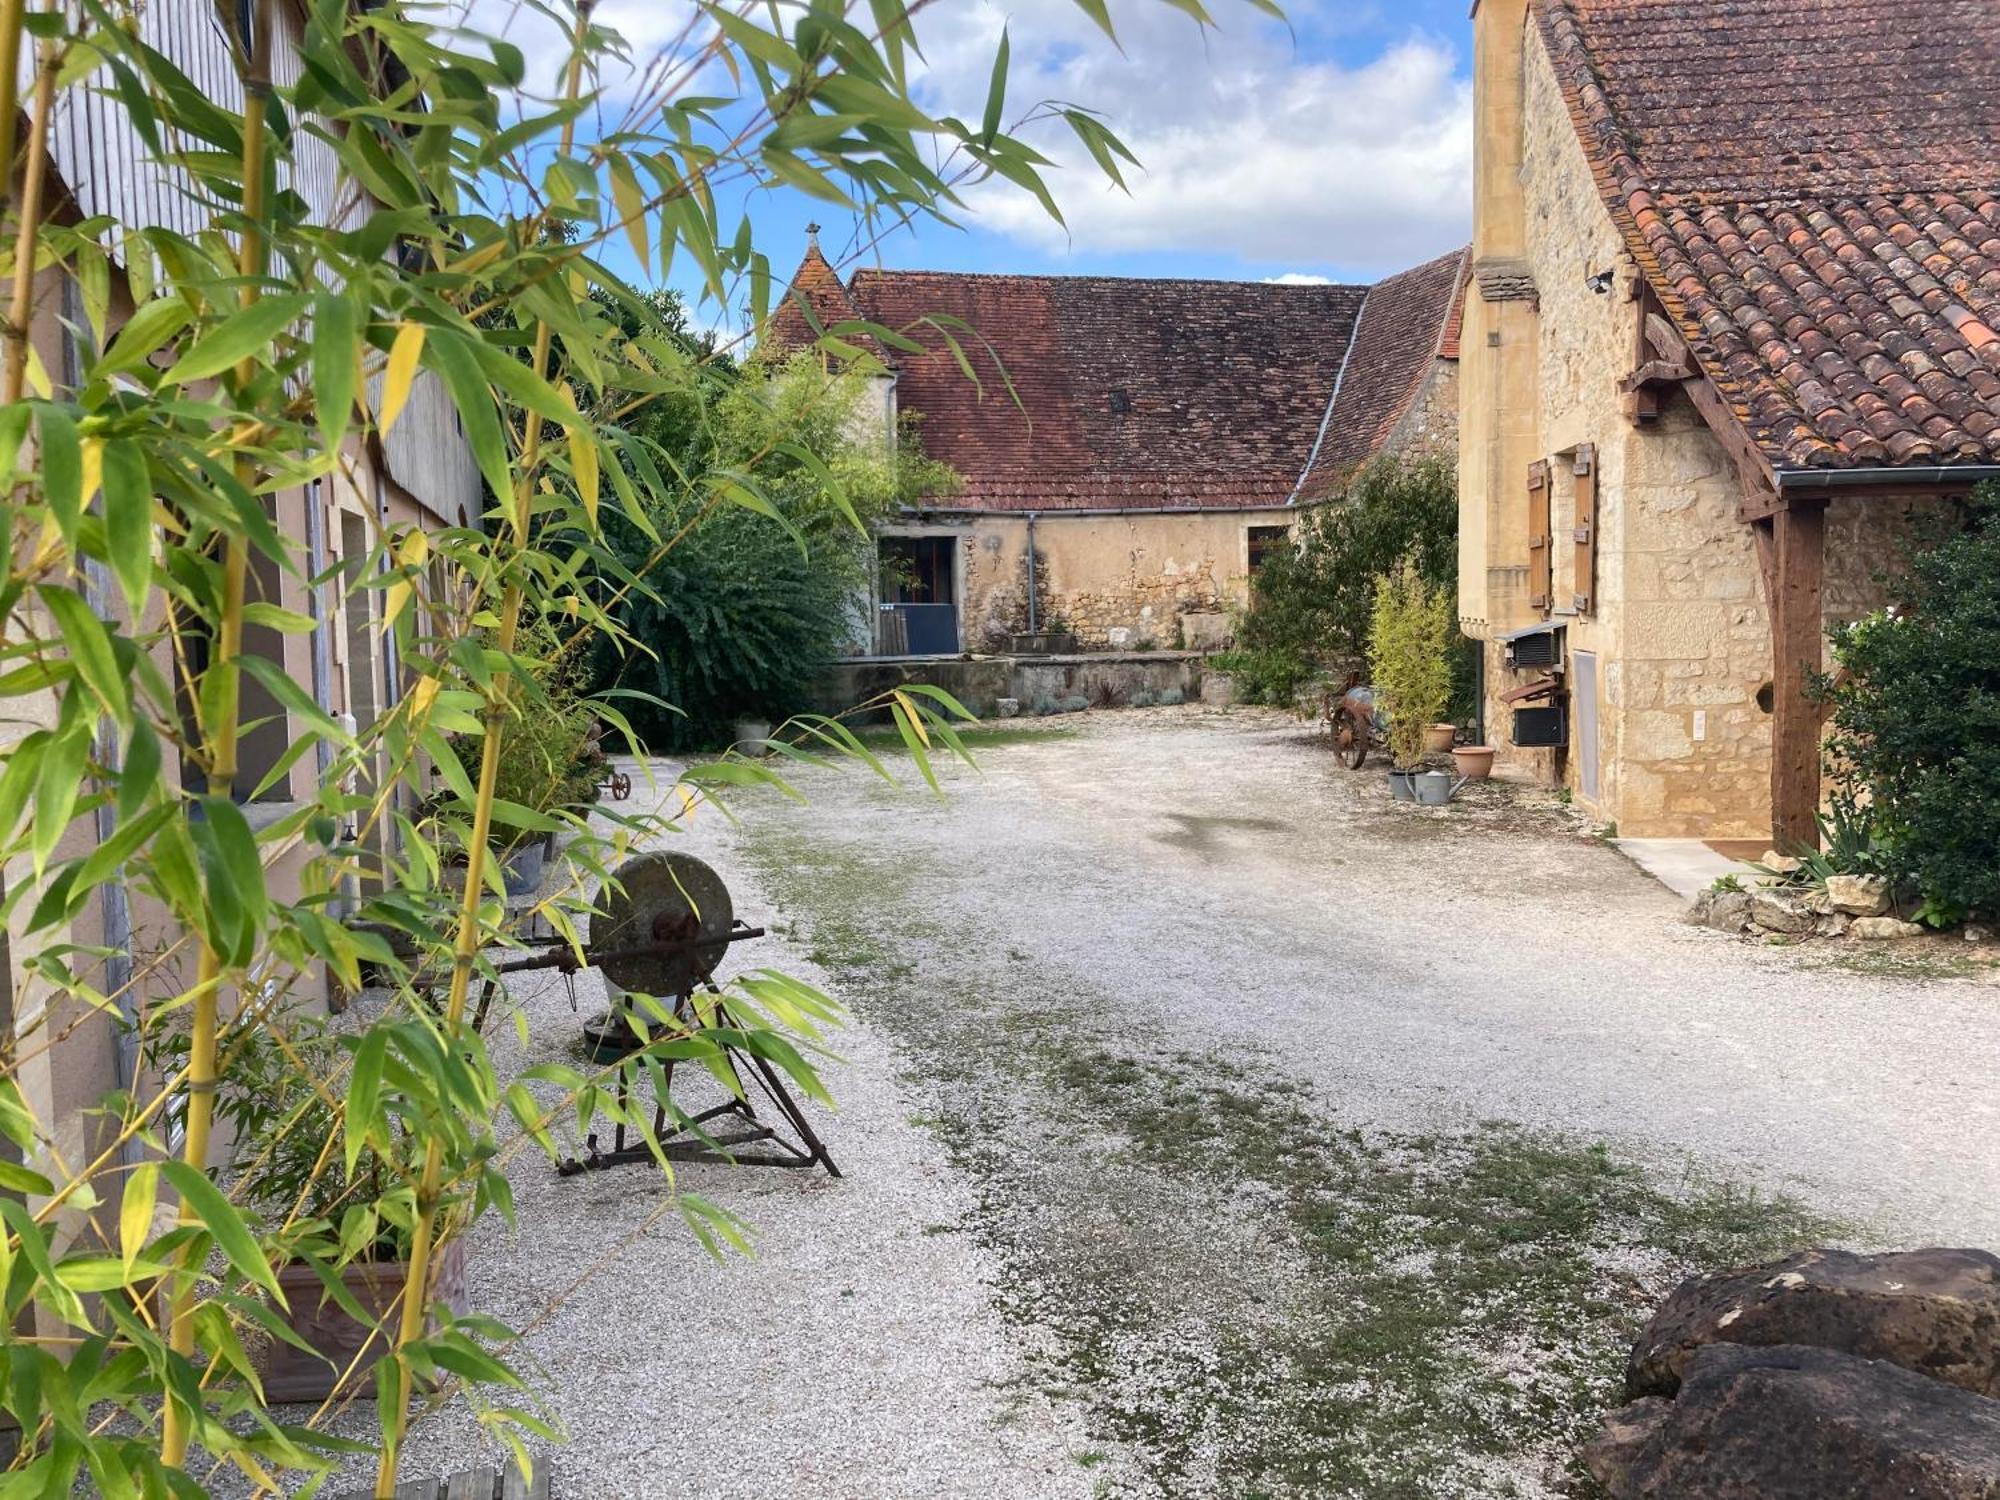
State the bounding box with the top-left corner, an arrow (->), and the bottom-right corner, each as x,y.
772,238 -> 1468,653
1460,0 -> 2000,843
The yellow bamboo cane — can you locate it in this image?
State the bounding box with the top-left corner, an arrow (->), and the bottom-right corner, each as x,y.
160,0 -> 274,1467
370,6 -> 593,1493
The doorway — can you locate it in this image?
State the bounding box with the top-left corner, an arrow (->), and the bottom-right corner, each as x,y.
878,535 -> 959,655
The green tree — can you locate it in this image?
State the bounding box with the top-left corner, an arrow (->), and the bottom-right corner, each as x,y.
1227,455 -> 1471,712
591,354 -> 960,750
0,0 -> 1190,1492
1824,486 -> 2000,923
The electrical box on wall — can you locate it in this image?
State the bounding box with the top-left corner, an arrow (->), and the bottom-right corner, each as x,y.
1512,706 -> 1568,748
1499,621 -> 1564,671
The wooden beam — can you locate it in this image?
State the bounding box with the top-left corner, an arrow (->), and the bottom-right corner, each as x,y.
1768,499 -> 1827,851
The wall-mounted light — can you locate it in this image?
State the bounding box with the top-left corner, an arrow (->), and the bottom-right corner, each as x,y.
1586,269 -> 1616,295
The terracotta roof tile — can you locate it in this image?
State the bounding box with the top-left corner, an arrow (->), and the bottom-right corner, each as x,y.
1298,247 -> 1470,495
840,269 -> 1368,510
1535,0 -> 2000,472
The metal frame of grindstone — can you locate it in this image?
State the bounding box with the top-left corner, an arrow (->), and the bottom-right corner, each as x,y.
474,923 -> 841,1180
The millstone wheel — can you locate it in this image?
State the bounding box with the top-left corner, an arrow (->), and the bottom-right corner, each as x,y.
592,850 -> 734,996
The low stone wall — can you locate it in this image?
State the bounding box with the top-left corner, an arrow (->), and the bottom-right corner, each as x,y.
818,652 -> 1207,719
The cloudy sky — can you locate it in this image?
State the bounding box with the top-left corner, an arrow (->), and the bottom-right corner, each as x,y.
481,0 -> 1472,301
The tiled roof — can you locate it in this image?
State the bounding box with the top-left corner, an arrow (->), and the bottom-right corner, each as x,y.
1535,0 -> 2000,473
766,239 -> 881,362
834,269 -> 1367,510
1297,247 -> 1470,496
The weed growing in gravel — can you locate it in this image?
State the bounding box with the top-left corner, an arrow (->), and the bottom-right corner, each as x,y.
743,828 -> 1842,1500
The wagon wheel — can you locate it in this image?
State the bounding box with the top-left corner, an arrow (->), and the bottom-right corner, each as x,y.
1335,709 -> 1370,770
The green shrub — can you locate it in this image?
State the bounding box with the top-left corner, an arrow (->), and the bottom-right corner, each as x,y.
1824,485 -> 2000,921
1369,560 -> 1456,769
592,356 -> 958,751
1211,645 -> 1315,708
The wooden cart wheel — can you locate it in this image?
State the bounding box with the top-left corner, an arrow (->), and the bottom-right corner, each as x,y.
1336,709 -> 1369,770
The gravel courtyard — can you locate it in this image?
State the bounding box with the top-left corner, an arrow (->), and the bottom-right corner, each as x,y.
340,706 -> 2000,1500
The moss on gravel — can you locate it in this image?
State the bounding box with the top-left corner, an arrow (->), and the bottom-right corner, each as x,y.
742,825 -> 1843,1500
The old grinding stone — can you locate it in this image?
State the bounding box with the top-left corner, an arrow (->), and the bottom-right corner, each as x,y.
592,850 -> 734,997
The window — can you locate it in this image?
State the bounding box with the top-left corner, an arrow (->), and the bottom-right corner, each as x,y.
879,535 -> 957,605
1247,524 -> 1291,577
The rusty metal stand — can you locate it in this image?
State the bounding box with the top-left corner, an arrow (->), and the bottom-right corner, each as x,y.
476,921 -> 839,1180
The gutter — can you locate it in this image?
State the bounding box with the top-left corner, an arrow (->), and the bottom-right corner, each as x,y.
1775,464 -> 2000,493
891,503 -> 1296,520
1025,511 -> 1038,633
1285,288 -> 1371,507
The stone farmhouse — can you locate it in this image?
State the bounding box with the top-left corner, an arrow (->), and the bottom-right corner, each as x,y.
5,1 -> 478,1186
773,237 -> 1468,654
1460,0 -> 2000,844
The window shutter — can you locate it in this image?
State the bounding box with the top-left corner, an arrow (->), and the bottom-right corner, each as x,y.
1572,444 -> 1598,614
1527,460 -> 1551,613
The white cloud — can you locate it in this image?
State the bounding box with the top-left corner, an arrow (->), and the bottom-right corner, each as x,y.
1262,273 -> 1336,285
906,0 -> 1472,277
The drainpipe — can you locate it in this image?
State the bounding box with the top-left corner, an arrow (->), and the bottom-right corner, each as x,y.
1025,511 -> 1039,633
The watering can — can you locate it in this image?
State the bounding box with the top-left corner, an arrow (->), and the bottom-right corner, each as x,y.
1411,770 -> 1469,806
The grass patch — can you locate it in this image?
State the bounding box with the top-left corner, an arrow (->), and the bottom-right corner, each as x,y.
852,722 -> 1080,753
1811,945 -> 1987,982
743,825 -> 1842,1499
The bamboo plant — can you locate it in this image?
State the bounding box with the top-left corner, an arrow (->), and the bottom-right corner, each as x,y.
0,0 -> 1234,1492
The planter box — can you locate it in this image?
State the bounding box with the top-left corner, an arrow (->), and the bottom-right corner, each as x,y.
257,1237 -> 471,1404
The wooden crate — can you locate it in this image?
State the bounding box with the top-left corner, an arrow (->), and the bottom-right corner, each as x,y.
334,1462 -> 549,1500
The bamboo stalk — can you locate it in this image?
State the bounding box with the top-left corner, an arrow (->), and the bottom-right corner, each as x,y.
160,0 -> 274,1467
1,7 -> 57,407
369,9 -> 591,1494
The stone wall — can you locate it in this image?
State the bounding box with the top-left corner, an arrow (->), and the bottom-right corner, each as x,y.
1465,36 -> 1940,838
817,652 -> 1205,719
955,510 -> 1276,651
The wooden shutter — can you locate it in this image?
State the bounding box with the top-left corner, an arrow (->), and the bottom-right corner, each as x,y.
1572,444 -> 1598,614
1527,460 -> 1552,613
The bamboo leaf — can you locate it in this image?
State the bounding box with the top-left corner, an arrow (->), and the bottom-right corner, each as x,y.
120,1163 -> 158,1270
344,1029 -> 387,1174
39,407 -> 81,547
37,585 -> 125,726
160,1161 -> 284,1303
314,289 -> 359,449
608,153 -> 650,270
167,294 -> 310,387
100,439 -> 153,615
380,322 -> 426,434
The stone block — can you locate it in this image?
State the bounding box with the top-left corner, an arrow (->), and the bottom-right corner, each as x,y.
1851,916 -> 1925,941
1198,672 -> 1235,707
994,698 -> 1020,719
1178,611 -> 1233,651
1826,874 -> 1890,916
1588,1343 -> 2000,1499
1749,890 -> 1813,934
1627,1247 -> 2000,1401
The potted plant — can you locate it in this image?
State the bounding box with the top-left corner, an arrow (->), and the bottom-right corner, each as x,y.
1369,560 -> 1457,803
144,1011 -> 470,1404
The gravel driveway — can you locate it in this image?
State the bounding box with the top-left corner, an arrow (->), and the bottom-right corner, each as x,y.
329,706 -> 2000,1500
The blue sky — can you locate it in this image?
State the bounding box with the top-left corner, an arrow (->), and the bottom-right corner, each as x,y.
497,0 -> 1474,317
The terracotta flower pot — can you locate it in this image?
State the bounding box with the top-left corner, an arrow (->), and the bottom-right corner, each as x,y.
1424,722 -> 1457,753
1452,745 -> 1496,780
255,1237 -> 471,1404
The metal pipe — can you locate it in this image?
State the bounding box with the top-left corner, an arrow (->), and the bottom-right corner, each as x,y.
1775,463 -> 2000,492
1025,510 -> 1038,633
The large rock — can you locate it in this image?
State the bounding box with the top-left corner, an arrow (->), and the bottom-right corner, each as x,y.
1749,889 -> 1813,934
1627,1247 -> 2000,1400
1826,873 -> 1892,916
1586,1343 -> 2000,1499
1687,889 -> 1753,933
1852,916 -> 1926,941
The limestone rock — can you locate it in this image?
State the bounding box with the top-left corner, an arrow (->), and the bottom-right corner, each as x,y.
1587,1343 -> 2000,1499
1198,672 -> 1235,707
1626,1247 -> 2000,1401
1826,873 -> 1891,916
1707,891 -> 1751,932
994,698 -> 1020,719
1815,912 -> 1851,939
1802,887 -> 1835,915
1749,889 -> 1813,935
1967,925 -> 1992,945
1758,850 -> 1802,875
1852,916 -> 1926,941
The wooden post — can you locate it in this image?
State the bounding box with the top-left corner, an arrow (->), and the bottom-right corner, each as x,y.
1768,499 -> 1826,851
